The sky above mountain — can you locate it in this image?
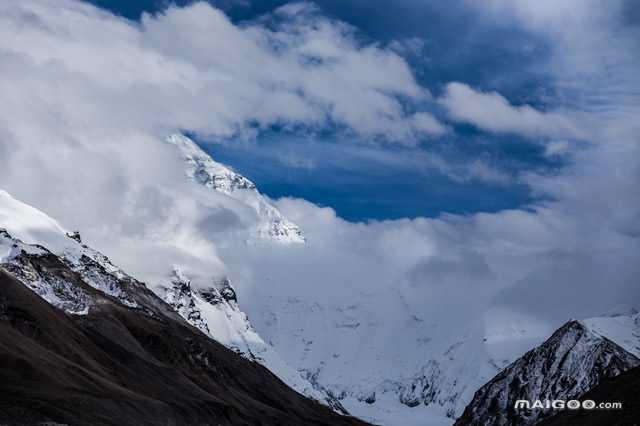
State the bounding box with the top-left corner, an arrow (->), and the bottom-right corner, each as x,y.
81,0 -> 591,221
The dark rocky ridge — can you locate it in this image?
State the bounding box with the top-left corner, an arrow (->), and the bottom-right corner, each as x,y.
539,366 -> 640,426
0,253 -> 369,426
454,320 -> 639,426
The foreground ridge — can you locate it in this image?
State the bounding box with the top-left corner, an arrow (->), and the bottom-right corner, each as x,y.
454,315 -> 640,426
0,227 -> 367,426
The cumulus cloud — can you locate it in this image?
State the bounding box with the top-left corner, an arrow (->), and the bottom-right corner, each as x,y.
0,0 -> 447,281
439,82 -> 582,138
0,0 -> 444,144
467,0 -> 640,137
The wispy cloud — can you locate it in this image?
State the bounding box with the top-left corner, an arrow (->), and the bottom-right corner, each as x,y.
439,82 -> 582,139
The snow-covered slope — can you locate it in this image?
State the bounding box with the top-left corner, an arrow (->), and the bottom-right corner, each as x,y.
246,293 -> 547,426
582,308 -> 640,357
0,189 -> 69,252
160,267 -> 345,412
454,311 -> 640,425
0,228 -> 93,315
166,134 -> 305,244
1,190 -> 170,315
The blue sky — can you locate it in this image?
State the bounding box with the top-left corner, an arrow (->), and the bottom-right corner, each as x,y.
86,0 -> 564,221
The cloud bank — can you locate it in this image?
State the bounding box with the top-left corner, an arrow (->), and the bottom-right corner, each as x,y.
1,0 -> 442,144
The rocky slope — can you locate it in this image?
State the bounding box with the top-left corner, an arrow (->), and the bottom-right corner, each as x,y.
539,365 -> 640,426
0,222 -> 366,425
166,134 -> 305,244
454,313 -> 640,425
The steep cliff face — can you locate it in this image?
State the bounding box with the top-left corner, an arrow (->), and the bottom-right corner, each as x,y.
166,134 -> 305,244
454,315 -> 640,426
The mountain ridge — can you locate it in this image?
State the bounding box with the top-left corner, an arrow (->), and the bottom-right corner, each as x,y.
1,188 -> 342,416
454,313 -> 640,425
0,225 -> 367,425
166,134 -> 306,244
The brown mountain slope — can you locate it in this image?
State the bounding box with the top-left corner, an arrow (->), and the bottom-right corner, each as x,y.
0,268 -> 369,426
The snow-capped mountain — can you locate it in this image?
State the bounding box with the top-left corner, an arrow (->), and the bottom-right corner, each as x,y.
0,196 -> 366,425
4,158 -> 634,426
246,294 -> 547,426
0,190 -> 185,321
454,311 -> 640,425
166,134 -> 305,244
1,228 -> 92,315
160,267 -> 346,412
0,189 -> 339,414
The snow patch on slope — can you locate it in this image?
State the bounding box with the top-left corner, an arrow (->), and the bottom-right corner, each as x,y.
0,229 -> 91,315
62,241 -> 140,308
581,310 -> 640,357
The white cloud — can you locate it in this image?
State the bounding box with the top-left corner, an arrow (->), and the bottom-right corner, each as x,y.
543,140 -> 569,157
439,82 -> 582,138
467,0 -> 640,138
409,111 -> 447,137
0,0 -> 443,145
0,0 -> 447,282
474,0 -> 600,29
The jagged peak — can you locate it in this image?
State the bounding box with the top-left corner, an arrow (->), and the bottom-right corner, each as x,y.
66,230 -> 82,243
454,314 -> 640,426
165,134 -> 306,244
166,134 -> 256,193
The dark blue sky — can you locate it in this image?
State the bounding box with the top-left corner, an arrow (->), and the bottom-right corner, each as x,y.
86,0 -> 558,221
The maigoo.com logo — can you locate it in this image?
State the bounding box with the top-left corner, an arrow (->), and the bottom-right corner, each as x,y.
514,399 -> 623,410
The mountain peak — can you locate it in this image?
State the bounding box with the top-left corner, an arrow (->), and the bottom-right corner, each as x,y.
166,134 -> 305,244
167,134 -> 257,193
455,313 -> 640,425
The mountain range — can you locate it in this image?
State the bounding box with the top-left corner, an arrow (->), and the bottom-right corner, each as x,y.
0,136 -> 637,426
